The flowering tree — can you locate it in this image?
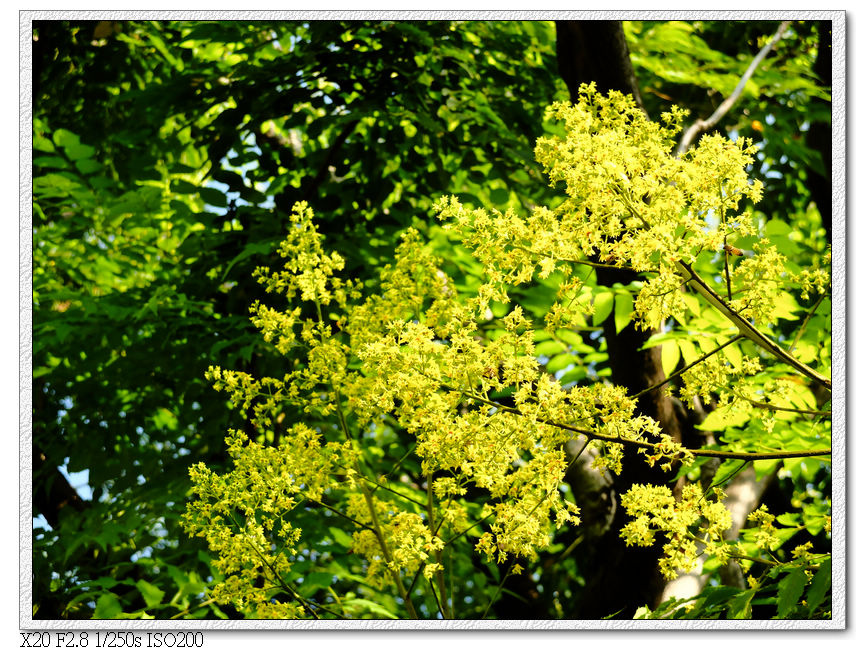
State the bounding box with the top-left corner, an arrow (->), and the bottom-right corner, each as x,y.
183,85 -> 832,620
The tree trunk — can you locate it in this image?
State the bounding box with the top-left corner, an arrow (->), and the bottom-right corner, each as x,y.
804,21 -> 832,241
554,20 -> 688,618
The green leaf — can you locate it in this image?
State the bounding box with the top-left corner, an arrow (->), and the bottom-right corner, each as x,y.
136,579 -> 166,609
199,187 -> 227,208
342,597 -> 399,619
696,405 -> 750,431
806,560 -> 831,616
793,341 -> 818,364
775,512 -> 800,527
726,588 -> 755,619
299,572 -> 333,594
546,352 -> 574,373
661,341 -> 680,376
696,335 -> 719,355
171,179 -> 199,194
75,158 -> 103,175
66,141 -> 96,161
614,293 -> 633,333
681,292 -> 701,317
33,155 -> 69,169
721,340 -> 743,369
556,329 -> 589,351
94,592 -> 123,619
641,331 -> 680,349
770,292 -> 802,321
489,187 -> 509,204
764,219 -> 792,236
328,526 -> 354,548
52,128 -> 80,149
700,586 -> 743,611
34,134 -> 55,152
803,512 -> 828,536
678,339 -> 699,365
777,567 -> 809,618
534,340 -> 565,357
592,290 -> 615,326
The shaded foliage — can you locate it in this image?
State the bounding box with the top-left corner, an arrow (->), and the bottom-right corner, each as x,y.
31,19 -> 832,620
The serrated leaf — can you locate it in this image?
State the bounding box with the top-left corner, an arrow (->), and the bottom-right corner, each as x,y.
806,559 -> 831,616
136,579 -> 165,609
94,592 -> 123,619
777,567 -> 809,617
592,291 -> 615,326
614,293 -> 633,333
726,588 -> 755,619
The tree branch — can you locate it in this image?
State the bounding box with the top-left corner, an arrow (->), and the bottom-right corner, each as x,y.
454,387 -> 830,462
676,260 -> 831,390
676,21 -> 792,155
632,335 -> 744,400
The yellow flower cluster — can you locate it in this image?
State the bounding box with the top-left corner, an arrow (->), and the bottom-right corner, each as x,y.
182,426 -> 350,617
744,504 -> 781,551
679,353 -> 763,406
437,83 -> 764,331
185,86 -> 830,617
620,484 -> 733,581
346,492 -> 444,589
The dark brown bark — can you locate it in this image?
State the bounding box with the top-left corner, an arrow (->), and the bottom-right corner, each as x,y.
804,21 -> 832,241
555,21 -> 644,113
554,20 -> 687,618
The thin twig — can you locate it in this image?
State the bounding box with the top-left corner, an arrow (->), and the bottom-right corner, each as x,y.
632,335 -> 744,400
511,244 -> 647,273
451,384 -> 830,462
788,292 -> 827,354
304,496 -> 375,532
677,21 -> 792,155
724,238 -> 733,302
676,259 -> 831,390
734,394 -> 830,418
480,559 -> 518,619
